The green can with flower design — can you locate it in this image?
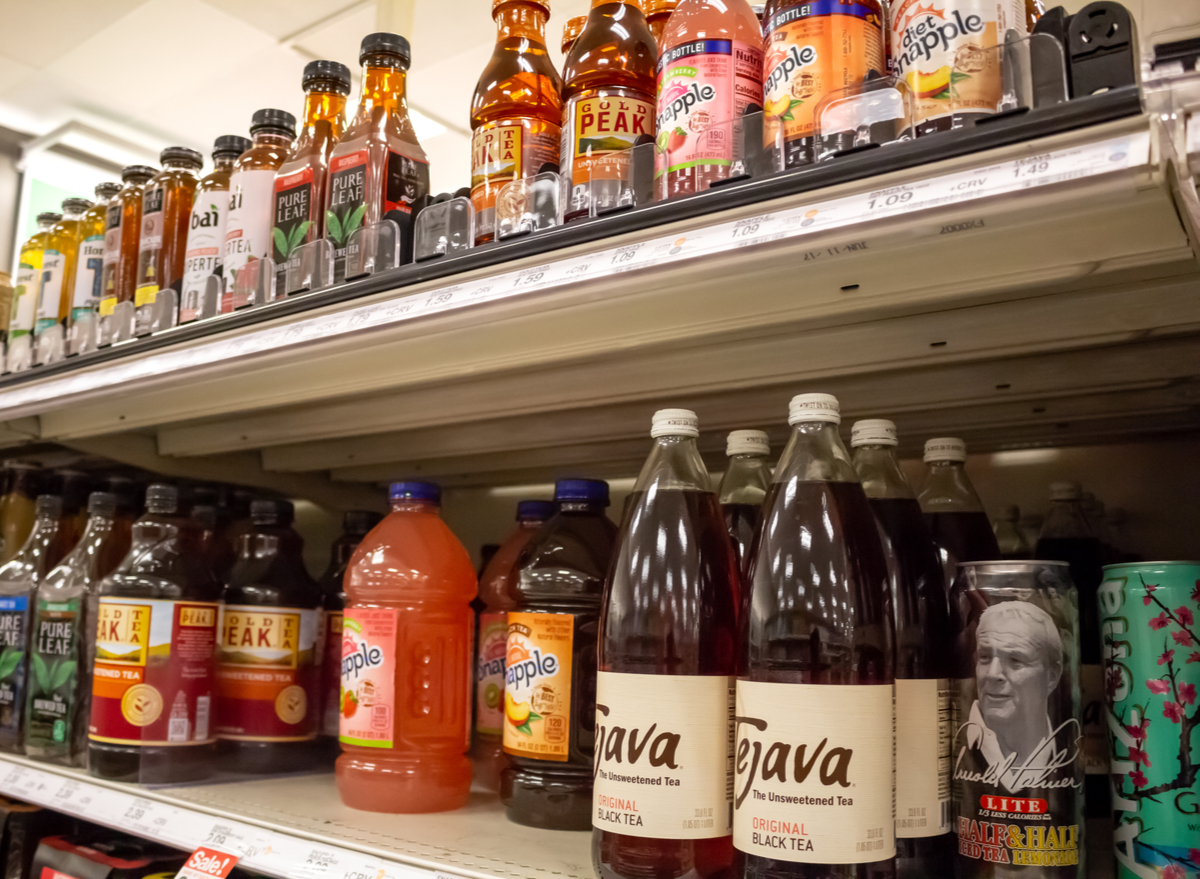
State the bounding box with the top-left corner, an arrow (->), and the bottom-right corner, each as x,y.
1098,562 -> 1200,879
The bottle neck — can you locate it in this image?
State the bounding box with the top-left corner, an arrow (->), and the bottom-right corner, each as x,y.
852,445 -> 914,500
79,514 -> 117,545
775,421 -> 859,484
358,60 -> 410,118
919,460 -> 986,512
495,2 -> 550,41
390,498 -> 438,516
633,435 -> 710,494
252,130 -> 294,150
36,221 -> 54,233
1040,498 -> 1094,541
718,454 -> 771,505
212,155 -> 237,172
162,160 -> 198,174
300,89 -> 348,141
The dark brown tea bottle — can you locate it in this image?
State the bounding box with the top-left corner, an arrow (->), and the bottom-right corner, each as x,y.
917,437 -> 999,591
718,429 -> 772,577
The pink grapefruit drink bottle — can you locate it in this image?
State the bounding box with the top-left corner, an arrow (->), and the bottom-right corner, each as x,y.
336,481 -> 477,813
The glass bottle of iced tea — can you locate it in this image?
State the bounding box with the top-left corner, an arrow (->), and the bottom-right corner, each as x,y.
48,200 -> 93,327
850,419 -> 953,878
562,15 -> 587,55
502,479 -> 617,830
717,429 -> 771,576
272,61 -> 351,281
31,211 -> 66,352
474,499 -> 554,792
326,34 -> 431,276
217,500 -> 323,773
68,183 -> 119,353
224,109 -> 296,310
133,147 -> 204,335
0,463 -> 42,564
561,0 -> 657,220
595,410 -> 738,879
471,0 -> 563,245
88,484 -> 222,784
916,437 -> 999,590
99,165 -> 155,343
8,214 -> 57,369
761,0 -> 885,167
734,394 -> 895,879
179,135 -> 251,323
645,0 -> 678,45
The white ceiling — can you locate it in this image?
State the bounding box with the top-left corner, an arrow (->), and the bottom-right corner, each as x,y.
0,0 -> 594,194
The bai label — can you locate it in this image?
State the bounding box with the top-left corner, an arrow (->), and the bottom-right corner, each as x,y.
339,607 -> 396,748
180,193 -> 229,321
223,169 -> 276,304
503,611 -> 574,760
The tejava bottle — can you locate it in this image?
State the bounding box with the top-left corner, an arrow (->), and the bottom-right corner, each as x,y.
850,419 -> 953,878
471,0 -> 563,245
179,135 -> 251,323
68,182 -> 120,354
87,484 -> 222,784
134,147 -> 204,335
718,429 -> 772,576
474,499 -> 555,792
272,61 -> 351,281
917,437 -> 998,592
735,394 -> 895,879
761,0 -> 885,167
502,479 -> 618,830
337,482 -> 476,814
594,410 -> 738,879
655,0 -> 762,197
560,0 -> 657,220
99,165 -> 155,345
24,492 -> 131,766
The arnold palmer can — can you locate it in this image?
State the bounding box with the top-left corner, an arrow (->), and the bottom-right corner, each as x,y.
948,561 -> 1085,877
1098,562 -> 1200,879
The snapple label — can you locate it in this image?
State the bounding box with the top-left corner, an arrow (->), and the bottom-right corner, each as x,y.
475,611 -> 507,737
339,607 -> 396,748
470,120 -> 560,241
180,195 -> 228,322
503,611 -> 574,760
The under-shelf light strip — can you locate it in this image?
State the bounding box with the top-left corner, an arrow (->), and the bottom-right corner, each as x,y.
0,131 -> 1151,416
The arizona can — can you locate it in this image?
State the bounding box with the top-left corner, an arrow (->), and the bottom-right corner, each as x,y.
1098,562 -> 1200,879
948,561 -> 1084,877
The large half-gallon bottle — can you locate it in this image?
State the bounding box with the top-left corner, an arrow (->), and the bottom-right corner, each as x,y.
917,437 -> 998,591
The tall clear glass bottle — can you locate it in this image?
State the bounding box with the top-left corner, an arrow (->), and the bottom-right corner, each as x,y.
734,394 -> 895,879
917,437 -> 999,590
717,429 -> 771,576
99,165 -> 155,344
29,211 -> 66,359
850,419 -> 952,879
993,504 -> 1031,559
8,214 -> 57,370
595,409 -> 738,879
134,147 -> 204,334
68,183 -> 120,354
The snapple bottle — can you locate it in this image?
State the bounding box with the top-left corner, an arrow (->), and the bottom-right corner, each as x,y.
337,482 -> 476,814
560,0 -> 656,220
470,0 -> 563,244
326,34 -> 430,277
134,147 -> 204,335
99,165 -> 155,342
67,182 -> 120,352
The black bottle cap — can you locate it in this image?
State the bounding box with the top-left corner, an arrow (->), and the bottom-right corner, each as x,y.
121,165 -> 156,184
303,60 -> 353,95
250,108 -> 297,138
87,492 -> 118,517
359,32 -> 411,68
36,212 -> 62,224
145,483 -> 178,514
160,146 -> 204,169
61,197 -> 93,214
251,499 -> 294,525
343,510 -> 383,535
213,134 -> 252,159
94,181 -> 122,200
35,494 -> 62,518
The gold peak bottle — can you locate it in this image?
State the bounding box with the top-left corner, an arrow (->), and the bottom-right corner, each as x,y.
99,165 -> 155,344
135,147 -> 204,334
562,15 -> 587,54
273,60 -> 351,281
560,0 -> 657,220
326,33 -> 430,276
470,0 -> 563,244
68,182 -> 119,354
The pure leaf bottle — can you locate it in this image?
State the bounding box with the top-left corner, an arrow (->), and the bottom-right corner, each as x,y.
595,409 -> 738,879
99,165 -> 155,344
718,429 -> 772,576
850,419 -> 953,878
917,437 -> 999,590
735,393 -> 895,879
68,182 -> 120,354
24,491 -> 131,766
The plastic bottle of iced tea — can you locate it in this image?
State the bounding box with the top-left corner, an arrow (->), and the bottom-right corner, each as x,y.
562,15 -> 587,55
656,0 -> 761,197
88,484 -> 222,784
473,499 -> 555,792
7,213 -> 57,370
850,419 -> 953,878
561,0 -> 657,220
471,0 -> 563,245
99,165 -> 155,344
761,0 -> 885,167
337,482 -> 476,813
734,394 -> 895,879
326,34 -> 431,276
179,135 -> 251,323
916,437 -> 998,590
717,429 -> 771,576
272,61 -> 351,282
50,469 -> 91,550
24,491 -> 131,766
67,183 -> 119,355
217,500 -> 323,773
645,0 -> 678,45
224,110 -> 296,311
502,478 -> 617,830
133,147 -> 203,335
594,410 -> 739,879
0,463 -> 42,564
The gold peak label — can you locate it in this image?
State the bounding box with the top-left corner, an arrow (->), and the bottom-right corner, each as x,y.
95,603 -> 151,666
221,610 -> 301,668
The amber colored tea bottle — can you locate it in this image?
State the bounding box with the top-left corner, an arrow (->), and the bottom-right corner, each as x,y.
718,429 -> 772,575
33,208 -> 75,353
470,0 -> 563,244
48,200 -> 93,324
562,15 -> 587,54
272,61 -> 351,277
99,165 -> 155,343
916,437 -> 999,590
560,0 -> 657,220
326,34 -> 430,276
68,182 -> 119,352
645,0 -> 678,45
133,147 -> 203,334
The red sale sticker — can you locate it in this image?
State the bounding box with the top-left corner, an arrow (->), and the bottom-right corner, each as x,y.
175,848 -> 240,879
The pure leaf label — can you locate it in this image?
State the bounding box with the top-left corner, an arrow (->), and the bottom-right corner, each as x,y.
272,170 -> 314,262
26,599 -> 81,747
326,150 -> 369,256
0,597 -> 31,736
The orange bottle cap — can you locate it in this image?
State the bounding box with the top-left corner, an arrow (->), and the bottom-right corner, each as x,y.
644,0 -> 676,15
493,0 -> 551,15
562,14 -> 586,50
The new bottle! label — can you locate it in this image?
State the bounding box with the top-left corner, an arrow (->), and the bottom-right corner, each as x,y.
594,672 -> 734,839
0,595 -> 32,739
504,611 -> 574,760
180,194 -> 229,322
733,681 -> 896,864
25,598 -> 82,748
339,607 -> 396,748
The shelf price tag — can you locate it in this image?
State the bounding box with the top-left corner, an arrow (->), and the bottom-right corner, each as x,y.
174,847 -> 240,879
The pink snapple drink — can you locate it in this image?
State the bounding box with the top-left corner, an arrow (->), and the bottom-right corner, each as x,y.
655,0 -> 763,198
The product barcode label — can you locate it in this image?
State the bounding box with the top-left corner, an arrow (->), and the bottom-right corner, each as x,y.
196,696 -> 210,741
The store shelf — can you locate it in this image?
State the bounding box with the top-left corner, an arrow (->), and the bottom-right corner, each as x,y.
0,754 -> 590,879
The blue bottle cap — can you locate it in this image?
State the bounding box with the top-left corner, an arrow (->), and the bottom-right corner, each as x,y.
554,479 -> 609,506
389,481 -> 441,504
516,500 -> 556,521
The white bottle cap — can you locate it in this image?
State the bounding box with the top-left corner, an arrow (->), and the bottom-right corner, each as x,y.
923,437 -> 966,463
1049,480 -> 1081,501
850,419 -> 897,448
726,430 -> 770,457
651,408 -> 699,438
788,393 -> 840,425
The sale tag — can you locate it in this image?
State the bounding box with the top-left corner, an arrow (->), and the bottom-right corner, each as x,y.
175,847 -> 240,879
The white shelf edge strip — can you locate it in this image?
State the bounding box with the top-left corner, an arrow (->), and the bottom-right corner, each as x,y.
0,756 -> 450,879
0,131 -> 1151,416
